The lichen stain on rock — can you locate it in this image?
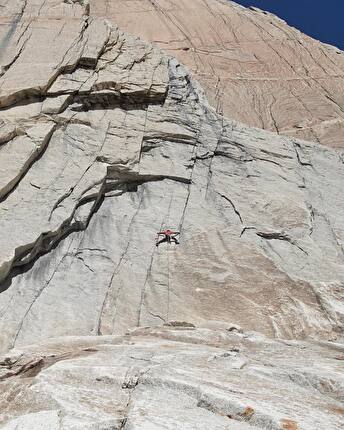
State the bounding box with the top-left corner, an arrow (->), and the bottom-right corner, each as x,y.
240,406 -> 255,420
281,418 -> 299,430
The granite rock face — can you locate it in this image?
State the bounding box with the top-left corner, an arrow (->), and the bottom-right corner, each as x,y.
92,0 -> 344,149
0,0 -> 343,428
0,326 -> 343,430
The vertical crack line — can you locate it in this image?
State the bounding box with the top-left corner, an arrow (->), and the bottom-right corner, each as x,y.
205,115 -> 225,198
11,239 -> 74,348
178,141 -> 199,233
165,193 -> 174,323
137,248 -> 157,327
96,266 -> 117,336
319,211 -> 344,258
97,191 -> 144,335
137,205 -> 171,327
0,124 -> 57,204
268,93 -> 279,133
178,173 -> 192,233
0,0 -> 28,63
119,372 -> 145,430
138,106 -> 149,166
307,204 -> 315,237
1,31 -> 31,75
147,0 -> 208,88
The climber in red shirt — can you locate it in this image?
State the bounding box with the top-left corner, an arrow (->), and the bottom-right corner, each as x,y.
156,229 -> 180,246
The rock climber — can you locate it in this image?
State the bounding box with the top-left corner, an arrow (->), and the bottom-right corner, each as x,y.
156,229 -> 180,246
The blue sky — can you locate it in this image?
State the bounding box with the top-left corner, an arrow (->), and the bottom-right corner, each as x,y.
234,0 -> 344,50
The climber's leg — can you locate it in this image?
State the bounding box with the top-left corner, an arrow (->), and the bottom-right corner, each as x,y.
156,236 -> 168,247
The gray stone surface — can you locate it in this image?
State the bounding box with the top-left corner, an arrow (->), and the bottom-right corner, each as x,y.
91,0 -> 344,149
0,326 -> 343,430
0,11 -> 343,350
0,1 -> 343,428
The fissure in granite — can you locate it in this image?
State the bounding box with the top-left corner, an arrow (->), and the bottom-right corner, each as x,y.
0,1 -> 343,429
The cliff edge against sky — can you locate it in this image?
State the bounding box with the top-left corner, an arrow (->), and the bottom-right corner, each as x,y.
0,1 -> 343,429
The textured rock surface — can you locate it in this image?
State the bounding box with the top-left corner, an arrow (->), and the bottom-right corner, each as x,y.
0,326 -> 343,429
0,1 -> 343,428
91,0 -> 344,149
0,0 -> 343,351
